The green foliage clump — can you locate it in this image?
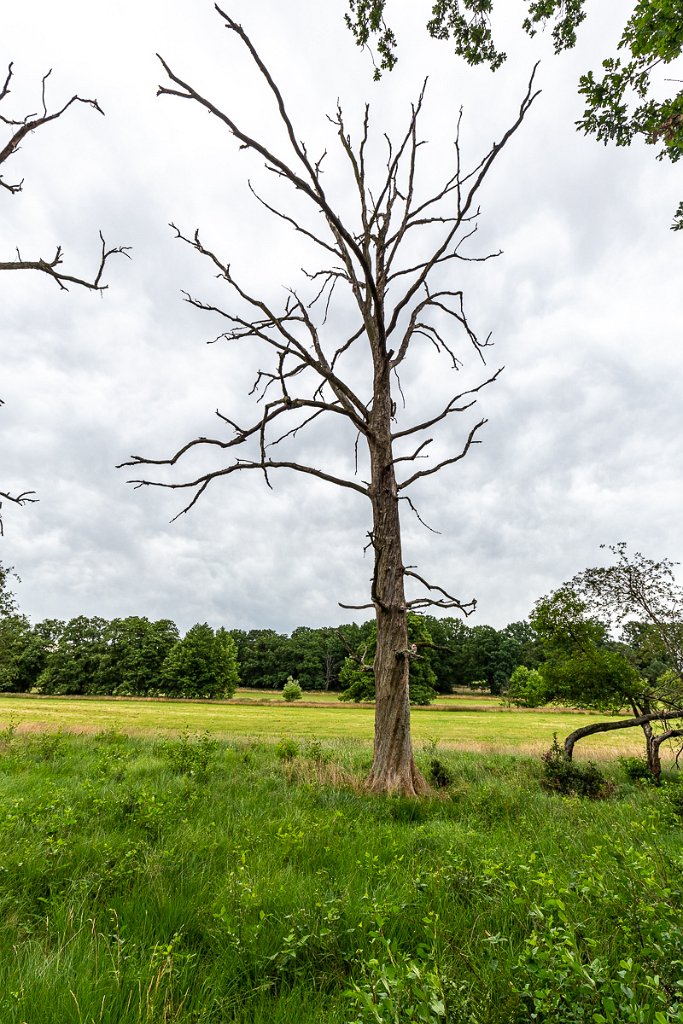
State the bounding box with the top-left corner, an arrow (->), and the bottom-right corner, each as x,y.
507,664 -> 548,707
512,841 -> 683,1024
620,755 -> 657,784
157,730 -> 220,779
160,623 -> 239,698
345,915 -> 448,1024
339,614 -> 437,704
282,677 -> 303,701
427,757 -> 453,790
275,736 -> 300,761
541,736 -> 611,799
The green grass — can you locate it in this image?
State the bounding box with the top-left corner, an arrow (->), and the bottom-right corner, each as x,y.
0,728 -> 681,1023
0,693 -> 660,760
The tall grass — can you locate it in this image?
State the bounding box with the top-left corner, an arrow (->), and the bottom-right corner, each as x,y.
0,728 -> 681,1022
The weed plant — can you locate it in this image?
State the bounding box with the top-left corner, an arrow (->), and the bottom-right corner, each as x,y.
0,730 -> 681,1022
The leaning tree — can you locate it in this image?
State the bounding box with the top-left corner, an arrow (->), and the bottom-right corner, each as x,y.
0,62 -> 128,533
532,546 -> 683,778
567,543 -> 683,777
123,6 -> 538,795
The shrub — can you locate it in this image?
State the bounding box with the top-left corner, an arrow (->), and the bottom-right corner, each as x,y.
157,730 -> 219,779
306,739 -> 330,764
541,735 -> 611,799
275,737 -> 300,761
282,677 -> 303,702
620,755 -> 656,784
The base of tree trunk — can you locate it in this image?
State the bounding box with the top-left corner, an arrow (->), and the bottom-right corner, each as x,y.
364,757 -> 430,797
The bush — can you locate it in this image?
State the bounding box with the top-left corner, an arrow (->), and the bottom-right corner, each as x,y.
541,735 -> 612,799
282,677 -> 303,702
620,756 -> 656,784
157,730 -> 219,779
275,737 -> 300,761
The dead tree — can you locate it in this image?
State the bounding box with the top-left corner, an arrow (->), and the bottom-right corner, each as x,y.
122,6 -> 539,795
0,63 -> 129,532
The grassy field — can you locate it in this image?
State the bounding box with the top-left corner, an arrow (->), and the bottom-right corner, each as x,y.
0,692 -> 667,760
0,727 -> 681,1023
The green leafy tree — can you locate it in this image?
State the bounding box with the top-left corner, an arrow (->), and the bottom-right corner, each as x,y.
288,627 -> 331,690
620,619 -> 674,685
22,619 -> 65,688
501,619 -> 544,670
36,615 -> 109,695
0,614 -> 32,692
99,616 -> 180,696
461,624 -> 520,695
229,629 -> 293,690
506,664 -> 548,708
160,623 -> 238,699
339,614 -> 438,704
346,0 -> 682,228
420,615 -> 471,693
531,587 -> 640,712
282,676 -> 303,701
0,562 -> 19,618
532,575 -> 683,777
0,616 -> 65,693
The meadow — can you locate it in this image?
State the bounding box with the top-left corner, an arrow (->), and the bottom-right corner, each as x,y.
0,697 -> 682,1023
0,692 -> 658,759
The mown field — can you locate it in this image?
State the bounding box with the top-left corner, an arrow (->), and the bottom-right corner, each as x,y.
0,692 -> 659,759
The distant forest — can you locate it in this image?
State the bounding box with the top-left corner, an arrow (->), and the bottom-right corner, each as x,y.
0,610 -> 545,700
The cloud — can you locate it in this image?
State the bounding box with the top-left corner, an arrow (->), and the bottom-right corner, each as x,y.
2,0 -> 682,636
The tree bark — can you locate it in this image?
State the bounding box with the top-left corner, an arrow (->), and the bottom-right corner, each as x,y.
365,359 -> 429,796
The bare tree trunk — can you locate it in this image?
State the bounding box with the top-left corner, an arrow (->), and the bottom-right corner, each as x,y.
365,387 -> 428,794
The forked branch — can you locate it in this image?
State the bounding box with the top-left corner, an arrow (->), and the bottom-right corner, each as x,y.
0,233 -> 131,291
0,63 -> 103,193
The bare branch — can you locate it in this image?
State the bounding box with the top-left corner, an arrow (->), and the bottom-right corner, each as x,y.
399,418 -> 487,489
384,65 -> 540,341
404,568 -> 476,614
1,67 -> 128,532
0,233 -> 131,291
0,63 -> 104,193
124,457 -> 370,522
157,27 -> 383,324
393,369 -> 502,440
399,495 -> 441,535
0,487 -> 38,536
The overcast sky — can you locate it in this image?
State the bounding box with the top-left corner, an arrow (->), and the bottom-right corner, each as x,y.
2,1 -> 681,635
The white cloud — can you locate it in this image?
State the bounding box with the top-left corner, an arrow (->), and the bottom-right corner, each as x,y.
2,0 -> 682,634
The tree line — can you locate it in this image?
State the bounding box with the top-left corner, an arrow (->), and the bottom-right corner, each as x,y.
0,612 -> 238,700
0,599 -> 541,700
